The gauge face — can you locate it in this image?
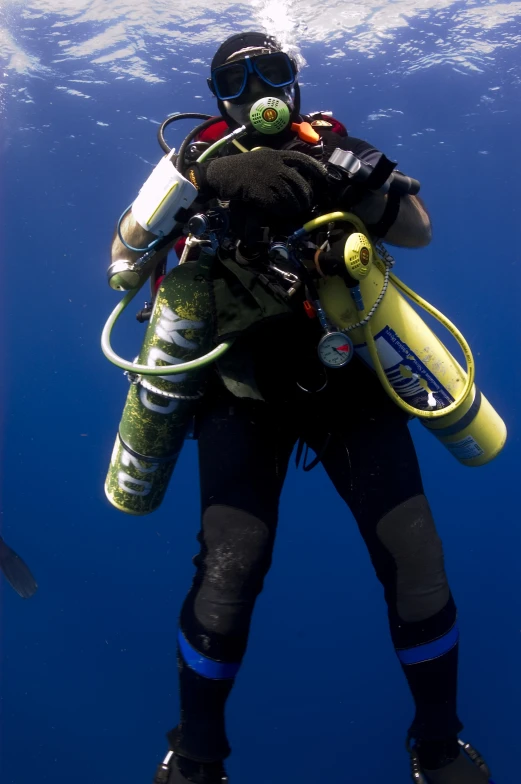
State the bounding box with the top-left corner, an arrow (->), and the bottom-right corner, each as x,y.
317,331 -> 354,368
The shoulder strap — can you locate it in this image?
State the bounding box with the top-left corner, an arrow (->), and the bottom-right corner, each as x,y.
196,119 -> 230,143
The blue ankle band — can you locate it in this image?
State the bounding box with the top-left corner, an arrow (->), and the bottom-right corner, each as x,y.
397,622 -> 459,666
178,630 -> 241,679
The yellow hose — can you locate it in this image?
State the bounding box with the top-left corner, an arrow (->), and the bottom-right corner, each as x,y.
302,211 -> 476,420
232,139 -> 249,153
302,211 -> 366,234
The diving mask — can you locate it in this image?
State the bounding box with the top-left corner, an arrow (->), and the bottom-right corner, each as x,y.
208,51 -> 296,101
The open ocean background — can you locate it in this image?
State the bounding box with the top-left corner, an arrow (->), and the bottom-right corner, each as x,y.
1,1 -> 520,782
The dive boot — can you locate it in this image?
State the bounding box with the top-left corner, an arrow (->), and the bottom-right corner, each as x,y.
408,738 -> 495,784
153,750 -> 228,784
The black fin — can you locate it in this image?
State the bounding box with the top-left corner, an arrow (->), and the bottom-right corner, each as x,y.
0,537 -> 38,599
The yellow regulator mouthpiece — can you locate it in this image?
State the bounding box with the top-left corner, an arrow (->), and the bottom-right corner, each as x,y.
344,232 -> 373,281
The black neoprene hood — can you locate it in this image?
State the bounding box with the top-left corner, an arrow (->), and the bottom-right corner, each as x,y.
210,31 -> 284,70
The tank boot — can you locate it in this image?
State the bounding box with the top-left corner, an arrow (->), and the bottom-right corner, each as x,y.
153,750 -> 228,784
407,736 -> 495,784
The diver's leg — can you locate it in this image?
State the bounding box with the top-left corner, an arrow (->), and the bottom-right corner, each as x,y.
167,387 -> 294,776
314,395 -> 464,769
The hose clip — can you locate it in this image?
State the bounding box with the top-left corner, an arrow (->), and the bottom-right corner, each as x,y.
124,365 -> 141,385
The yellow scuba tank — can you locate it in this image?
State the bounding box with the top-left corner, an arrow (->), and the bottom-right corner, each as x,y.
315,219 -> 506,467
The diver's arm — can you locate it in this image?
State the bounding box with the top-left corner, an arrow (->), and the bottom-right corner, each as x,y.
110,212 -> 179,268
335,135 -> 432,248
108,212 -> 181,291
352,191 -> 432,249
109,155 -> 199,289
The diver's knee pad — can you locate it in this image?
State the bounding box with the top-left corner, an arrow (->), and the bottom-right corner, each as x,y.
376,494 -> 450,622
193,504 -> 274,635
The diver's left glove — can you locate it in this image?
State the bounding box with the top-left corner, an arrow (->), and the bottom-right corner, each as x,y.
186,149 -> 330,216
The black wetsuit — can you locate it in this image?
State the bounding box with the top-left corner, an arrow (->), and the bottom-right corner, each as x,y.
168,307 -> 463,765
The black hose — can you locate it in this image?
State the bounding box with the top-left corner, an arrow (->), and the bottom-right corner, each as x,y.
176,116 -> 225,175
157,112 -> 212,154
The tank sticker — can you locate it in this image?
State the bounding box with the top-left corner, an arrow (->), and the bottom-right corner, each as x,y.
444,436 -> 484,461
117,471 -> 154,497
116,447 -> 160,497
155,305 -> 205,350
139,385 -> 179,415
148,346 -> 190,385
355,325 -> 454,410
121,448 -> 159,474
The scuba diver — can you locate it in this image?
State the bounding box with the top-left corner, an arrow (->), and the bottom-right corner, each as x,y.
107,31 -> 500,784
0,535 -> 38,599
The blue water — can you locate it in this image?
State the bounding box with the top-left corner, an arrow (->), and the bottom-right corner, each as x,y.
1,3 -> 520,782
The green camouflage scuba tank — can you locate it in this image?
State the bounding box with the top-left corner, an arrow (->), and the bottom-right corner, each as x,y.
105,252 -> 214,515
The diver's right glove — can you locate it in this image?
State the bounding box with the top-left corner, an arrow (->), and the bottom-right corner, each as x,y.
187,148 -> 330,216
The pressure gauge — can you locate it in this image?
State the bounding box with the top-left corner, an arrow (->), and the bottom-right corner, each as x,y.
317,331 -> 354,368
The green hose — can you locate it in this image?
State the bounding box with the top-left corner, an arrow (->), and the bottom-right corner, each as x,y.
101,259 -> 232,375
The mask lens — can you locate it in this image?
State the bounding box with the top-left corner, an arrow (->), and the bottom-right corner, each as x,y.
212,62 -> 247,100
254,53 -> 294,87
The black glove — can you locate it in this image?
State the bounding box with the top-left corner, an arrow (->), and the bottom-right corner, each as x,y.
188,148 -> 330,217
